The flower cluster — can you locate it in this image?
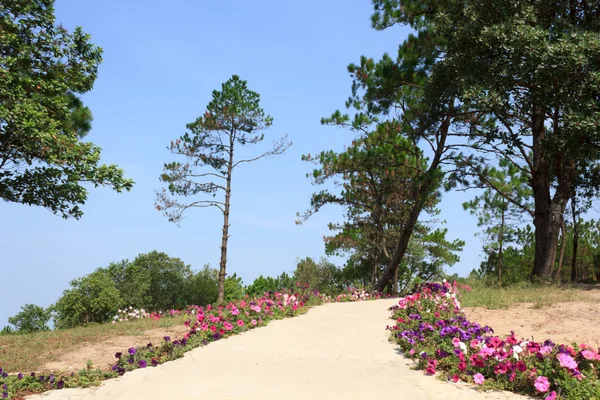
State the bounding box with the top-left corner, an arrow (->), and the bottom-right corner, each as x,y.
112,307 -> 184,324
387,280 -> 600,400
327,287 -> 394,302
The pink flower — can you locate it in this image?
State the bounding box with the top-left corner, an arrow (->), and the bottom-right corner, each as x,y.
470,339 -> 480,350
534,376 -> 550,393
451,374 -> 459,383
251,319 -> 257,326
557,353 -> 578,370
540,345 -> 553,355
452,337 -> 461,348
581,349 -> 596,360
236,319 -> 244,327
231,308 -> 239,316
223,321 -> 233,331
545,391 -> 557,400
200,323 -> 208,331
473,373 -> 485,385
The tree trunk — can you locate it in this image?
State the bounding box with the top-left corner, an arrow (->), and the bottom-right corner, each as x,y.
529,103 -> 573,281
393,263 -> 399,294
374,117 -> 449,292
571,194 -> 579,282
497,205 -> 505,286
553,215 -> 566,282
218,133 -> 235,303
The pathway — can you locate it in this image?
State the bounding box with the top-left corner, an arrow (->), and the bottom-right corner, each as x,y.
29,299 -> 527,399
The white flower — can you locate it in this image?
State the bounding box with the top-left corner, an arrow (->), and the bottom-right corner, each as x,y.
512,345 -> 523,360
459,342 -> 468,352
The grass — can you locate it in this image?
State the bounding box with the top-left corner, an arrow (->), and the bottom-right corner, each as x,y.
460,280 -> 600,309
0,315 -> 188,373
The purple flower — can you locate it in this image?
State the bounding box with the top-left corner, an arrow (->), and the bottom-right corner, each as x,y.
163,336 -> 171,342
17,372 -> 23,380
57,380 -> 64,389
128,347 -> 136,355
115,352 -> 123,359
138,359 -> 147,368
1,391 -> 7,399
151,358 -> 159,367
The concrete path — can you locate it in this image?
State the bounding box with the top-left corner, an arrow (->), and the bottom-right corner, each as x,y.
29,299 -> 526,400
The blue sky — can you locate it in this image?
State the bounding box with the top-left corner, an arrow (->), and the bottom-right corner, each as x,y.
0,0 -> 485,325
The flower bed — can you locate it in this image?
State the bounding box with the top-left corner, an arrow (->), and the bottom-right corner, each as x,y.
0,286 -> 389,399
386,281 -> 600,400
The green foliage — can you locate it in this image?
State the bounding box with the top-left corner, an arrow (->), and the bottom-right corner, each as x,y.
128,251 -> 192,311
156,75 -> 287,223
52,270 -> 122,328
105,251 -> 197,310
463,160 -> 532,285
293,257 -> 342,294
246,272 -> 296,296
185,265 -> 219,306
371,0 -> 600,280
104,260 -> 151,309
8,304 -> 51,333
0,0 -> 133,219
223,273 -> 245,302
246,275 -> 280,296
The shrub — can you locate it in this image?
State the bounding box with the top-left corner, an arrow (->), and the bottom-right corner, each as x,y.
52,270 -> 122,328
8,304 -> 51,333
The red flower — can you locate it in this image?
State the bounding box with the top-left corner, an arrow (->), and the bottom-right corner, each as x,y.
457,362 -> 467,372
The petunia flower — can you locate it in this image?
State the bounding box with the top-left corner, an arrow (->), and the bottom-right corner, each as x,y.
473,373 -> 485,385
557,353 -> 578,370
581,349 -> 596,360
545,392 -> 557,400
534,376 -> 550,393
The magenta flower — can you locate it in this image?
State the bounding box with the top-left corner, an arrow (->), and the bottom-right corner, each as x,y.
557,353 -> 578,370
581,349 -> 596,360
545,391 -> 557,400
474,373 -> 485,385
534,376 -> 550,393
236,319 -> 244,327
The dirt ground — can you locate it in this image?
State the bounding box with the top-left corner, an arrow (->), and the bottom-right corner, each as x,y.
464,290 -> 600,347
40,325 -> 189,373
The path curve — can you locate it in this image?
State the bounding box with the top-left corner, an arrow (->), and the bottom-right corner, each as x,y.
29,299 -> 527,400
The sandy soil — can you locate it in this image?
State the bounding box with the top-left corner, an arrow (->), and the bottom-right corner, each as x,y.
465,296 -> 600,348
29,300 -> 526,400
40,326 -> 189,373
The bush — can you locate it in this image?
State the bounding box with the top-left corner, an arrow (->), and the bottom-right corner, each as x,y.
246,275 -> 280,296
224,273 -> 245,302
52,270 -> 122,328
293,257 -> 342,294
185,265 -> 219,306
8,304 -> 51,333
